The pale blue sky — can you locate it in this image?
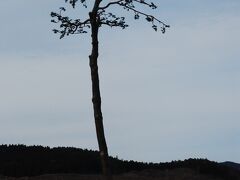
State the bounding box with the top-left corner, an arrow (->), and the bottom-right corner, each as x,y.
0,0 -> 239,163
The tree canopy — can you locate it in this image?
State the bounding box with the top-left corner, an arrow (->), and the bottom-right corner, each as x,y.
51,0 -> 170,39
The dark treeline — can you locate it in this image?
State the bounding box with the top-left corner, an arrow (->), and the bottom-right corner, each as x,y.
0,144 -> 239,180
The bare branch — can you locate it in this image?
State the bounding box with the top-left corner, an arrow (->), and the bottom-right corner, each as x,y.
99,0 -> 124,10
132,0 -> 157,9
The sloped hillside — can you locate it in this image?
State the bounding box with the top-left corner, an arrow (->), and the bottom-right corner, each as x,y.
0,145 -> 239,180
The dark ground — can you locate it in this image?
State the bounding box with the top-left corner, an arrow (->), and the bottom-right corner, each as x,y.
0,145 -> 239,180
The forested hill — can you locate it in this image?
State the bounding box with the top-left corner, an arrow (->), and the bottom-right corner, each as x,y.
221,161 -> 240,171
0,144 -> 239,180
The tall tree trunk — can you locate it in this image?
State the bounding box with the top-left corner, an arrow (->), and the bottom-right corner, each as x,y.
89,11 -> 112,180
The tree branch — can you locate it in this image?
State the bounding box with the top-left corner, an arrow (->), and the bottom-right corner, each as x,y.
51,9 -> 91,38
132,0 -> 157,9
120,3 -> 168,27
99,0 -> 124,10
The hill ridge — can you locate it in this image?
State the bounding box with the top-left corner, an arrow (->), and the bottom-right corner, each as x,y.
0,144 -> 239,180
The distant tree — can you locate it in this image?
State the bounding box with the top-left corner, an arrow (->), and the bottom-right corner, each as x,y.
51,1 -> 169,179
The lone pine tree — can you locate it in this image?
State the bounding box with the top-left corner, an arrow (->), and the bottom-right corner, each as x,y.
51,0 -> 169,179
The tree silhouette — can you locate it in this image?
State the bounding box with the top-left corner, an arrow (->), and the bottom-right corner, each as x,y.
51,1 -> 169,179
